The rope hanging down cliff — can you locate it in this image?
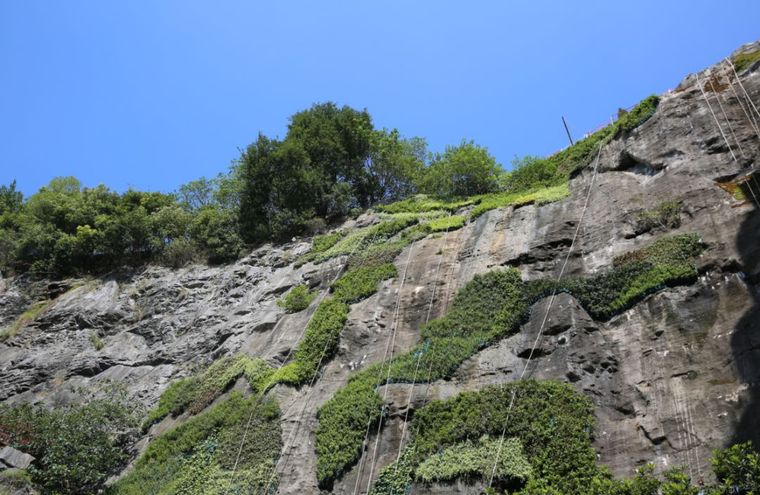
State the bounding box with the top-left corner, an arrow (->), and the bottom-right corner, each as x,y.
258,229 -> 386,495
228,227 -> 375,493
363,242 -> 417,494
486,142 -> 604,490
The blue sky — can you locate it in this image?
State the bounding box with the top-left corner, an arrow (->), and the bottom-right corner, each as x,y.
2,1 -> 759,196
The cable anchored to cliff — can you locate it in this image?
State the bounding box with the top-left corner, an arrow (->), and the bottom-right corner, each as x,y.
487,142 -> 604,490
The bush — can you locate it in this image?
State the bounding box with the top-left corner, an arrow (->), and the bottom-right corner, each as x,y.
712,442 -> 760,494
142,355 -> 274,430
278,285 -> 317,313
420,140 -> 501,198
112,393 -> 281,495
0,389 -> 139,495
635,201 -> 681,234
372,381 -> 597,494
733,48 -> 760,72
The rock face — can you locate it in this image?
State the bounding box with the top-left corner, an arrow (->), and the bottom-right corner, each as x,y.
2,42 -> 760,493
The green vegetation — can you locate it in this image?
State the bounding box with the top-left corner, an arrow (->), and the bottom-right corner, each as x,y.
530,233 -> 703,320
312,230 -> 346,253
419,140 -> 502,198
370,384 -> 760,495
371,380 -> 596,494
277,284 -> 317,313
0,389 -> 139,494
89,331 -> 105,350
1,94 -> 658,277
142,355 -> 273,430
375,194 -> 475,214
469,183 -> 570,219
422,214 -> 466,233
298,216 -> 418,266
0,300 -> 51,341
0,469 -> 36,495
315,233 -> 704,486
635,200 -> 681,234
733,48 -> 760,72
414,436 -> 532,484
112,392 -> 281,495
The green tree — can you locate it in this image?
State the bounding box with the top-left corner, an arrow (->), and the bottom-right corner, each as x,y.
712,442 -> 760,494
367,129 -> 426,203
421,140 -> 501,198
0,180 -> 23,215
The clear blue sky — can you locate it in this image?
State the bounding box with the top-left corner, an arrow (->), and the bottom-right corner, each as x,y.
2,1 -> 759,196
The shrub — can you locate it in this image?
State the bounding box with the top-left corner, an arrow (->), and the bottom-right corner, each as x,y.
712,442 -> 760,494
112,393 -> 281,495
634,200 -> 681,234
277,284 -> 317,313
312,231 -> 345,253
420,140 -> 501,198
160,238 -> 199,268
0,389 -> 139,495
142,355 -> 274,430
331,263 -> 397,304
733,48 -> 760,73
372,381 -> 596,494
414,436 -> 532,484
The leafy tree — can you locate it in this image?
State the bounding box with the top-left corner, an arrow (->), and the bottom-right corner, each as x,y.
501,155 -> 561,193
367,129 -> 426,203
712,442 -> 760,494
0,180 -> 23,215
420,140 -> 501,198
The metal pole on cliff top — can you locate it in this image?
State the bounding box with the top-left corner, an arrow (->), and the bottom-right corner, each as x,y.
562,116 -> 574,146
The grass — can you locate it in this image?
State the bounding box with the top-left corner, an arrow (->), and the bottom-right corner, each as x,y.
414,436 -> 532,484
315,233 -> 705,487
469,183 -> 570,219
422,215 -> 466,233
277,284 -> 317,313
89,331 -> 105,350
297,217 -> 418,266
0,300 -> 51,341
733,48 -> 760,73
375,195 -> 476,214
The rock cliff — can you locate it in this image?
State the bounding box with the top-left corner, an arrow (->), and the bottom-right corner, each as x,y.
2,42 -> 760,494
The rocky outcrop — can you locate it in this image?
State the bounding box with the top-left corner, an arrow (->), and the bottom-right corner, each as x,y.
2,42 -> 760,494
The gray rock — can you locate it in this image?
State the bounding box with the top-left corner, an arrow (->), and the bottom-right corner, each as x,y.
0,447 -> 34,470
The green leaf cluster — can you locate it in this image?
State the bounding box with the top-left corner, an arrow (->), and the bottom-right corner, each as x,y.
733,48 -> 760,72
0,389 -> 139,494
142,355 -> 274,430
277,284 -> 318,313
414,436 -> 532,484
111,393 -> 281,495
